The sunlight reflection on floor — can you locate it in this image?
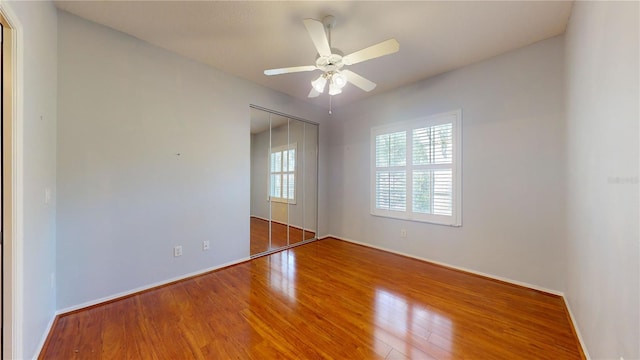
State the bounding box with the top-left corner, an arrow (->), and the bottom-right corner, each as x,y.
268,250 -> 297,301
374,288 -> 453,358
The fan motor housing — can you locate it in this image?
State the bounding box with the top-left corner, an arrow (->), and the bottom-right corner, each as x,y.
316,53 -> 344,72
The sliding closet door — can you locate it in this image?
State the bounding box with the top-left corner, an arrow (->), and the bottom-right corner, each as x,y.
249,106 -> 318,257
268,115 -> 291,251
287,118 -> 304,245
249,108 -> 271,255
303,122 -> 318,241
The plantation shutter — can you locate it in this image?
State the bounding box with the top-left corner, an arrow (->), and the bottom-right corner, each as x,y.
270,145 -> 297,202
370,110 -> 461,226
412,123 -> 453,216
375,131 -> 407,211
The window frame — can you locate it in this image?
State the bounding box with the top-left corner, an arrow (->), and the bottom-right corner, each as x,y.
269,143 -> 297,204
370,110 -> 462,226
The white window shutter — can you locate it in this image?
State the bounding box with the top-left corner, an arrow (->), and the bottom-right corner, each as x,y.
371,111 -> 461,226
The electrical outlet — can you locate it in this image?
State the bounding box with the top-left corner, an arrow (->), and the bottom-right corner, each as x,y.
400,229 -> 407,238
203,240 -> 210,251
174,246 -> 183,257
45,188 -> 51,204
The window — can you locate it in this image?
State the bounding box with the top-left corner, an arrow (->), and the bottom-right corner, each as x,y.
270,143 -> 296,203
371,110 -> 461,226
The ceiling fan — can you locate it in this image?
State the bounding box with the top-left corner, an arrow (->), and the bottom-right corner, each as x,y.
263,15 -> 400,98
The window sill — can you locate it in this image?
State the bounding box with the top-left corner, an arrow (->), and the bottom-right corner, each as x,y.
270,198 -> 297,205
370,211 -> 461,227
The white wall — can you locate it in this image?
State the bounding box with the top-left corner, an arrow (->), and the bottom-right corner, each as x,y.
328,36 -> 566,291
56,11 -> 329,310
5,0 -> 58,358
565,1 -> 639,358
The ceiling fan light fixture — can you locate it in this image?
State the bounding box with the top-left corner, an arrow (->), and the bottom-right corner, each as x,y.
331,72 -> 347,89
329,81 -> 343,96
311,75 -> 327,93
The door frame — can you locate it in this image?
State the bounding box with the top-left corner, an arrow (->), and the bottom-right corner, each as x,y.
0,3 -> 22,359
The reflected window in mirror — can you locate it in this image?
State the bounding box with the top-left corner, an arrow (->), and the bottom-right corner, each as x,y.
270,143 -> 297,204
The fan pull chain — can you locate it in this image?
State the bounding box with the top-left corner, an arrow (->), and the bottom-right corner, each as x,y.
327,20 -> 333,115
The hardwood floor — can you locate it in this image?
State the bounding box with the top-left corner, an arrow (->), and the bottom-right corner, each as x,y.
250,217 -> 315,255
40,238 -> 584,359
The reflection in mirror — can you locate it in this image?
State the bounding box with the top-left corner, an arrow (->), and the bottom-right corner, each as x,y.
303,122 -> 318,241
250,108 -> 271,255
268,115 -> 291,251
250,106 -> 318,257
287,118 -> 304,246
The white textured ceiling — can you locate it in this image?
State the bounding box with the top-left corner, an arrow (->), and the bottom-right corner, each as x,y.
54,1 -> 573,110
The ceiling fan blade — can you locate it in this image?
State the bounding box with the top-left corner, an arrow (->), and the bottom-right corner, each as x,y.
303,18 -> 331,57
308,88 -> 320,98
264,65 -> 317,76
342,70 -> 377,92
342,39 -> 400,66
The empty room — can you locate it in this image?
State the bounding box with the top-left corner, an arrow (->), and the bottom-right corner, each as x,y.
1,0 -> 638,359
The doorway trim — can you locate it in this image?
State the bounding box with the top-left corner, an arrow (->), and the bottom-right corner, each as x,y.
0,2 -> 23,359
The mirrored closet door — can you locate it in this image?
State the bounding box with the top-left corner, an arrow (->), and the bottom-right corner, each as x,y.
249,106 -> 318,257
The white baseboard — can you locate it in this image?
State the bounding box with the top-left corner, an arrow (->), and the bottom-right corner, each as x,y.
250,215 -> 269,222
56,257 -> 251,315
323,234 -> 563,296
32,314 -> 57,360
562,297 -> 591,359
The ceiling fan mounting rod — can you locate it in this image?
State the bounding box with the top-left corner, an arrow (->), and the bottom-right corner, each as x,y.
322,15 -> 336,29
323,15 -> 336,48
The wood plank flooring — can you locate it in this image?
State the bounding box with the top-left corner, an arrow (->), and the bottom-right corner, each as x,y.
250,217 -> 315,256
40,238 -> 584,359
